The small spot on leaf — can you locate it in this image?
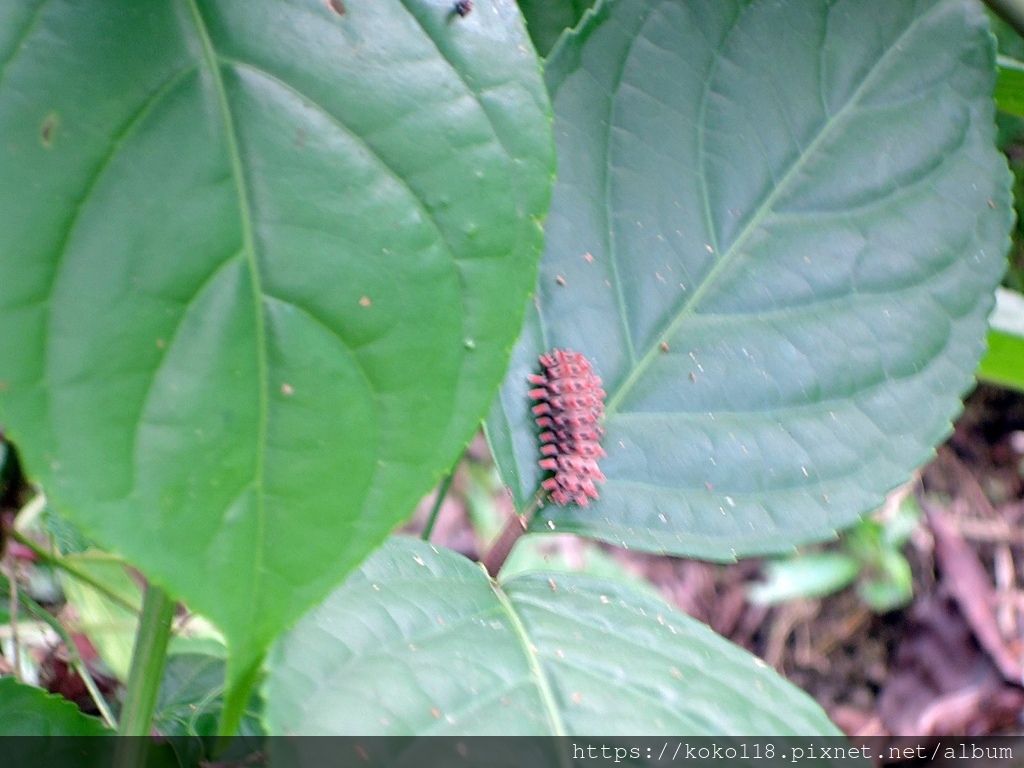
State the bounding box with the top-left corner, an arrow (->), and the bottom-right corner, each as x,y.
40,112 -> 58,148
281,383 -> 294,396
326,0 -> 346,15
359,296 -> 371,307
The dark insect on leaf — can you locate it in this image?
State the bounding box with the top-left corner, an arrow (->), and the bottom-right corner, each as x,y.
453,0 -> 473,18
528,350 -> 606,506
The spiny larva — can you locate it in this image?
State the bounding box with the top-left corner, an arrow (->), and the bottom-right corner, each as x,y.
528,349 -> 606,506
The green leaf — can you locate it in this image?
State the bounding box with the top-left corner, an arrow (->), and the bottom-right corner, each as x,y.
856,548 -> 913,612
42,506 -> 94,556
880,494 -> 921,549
842,519 -> 885,561
748,553 -> 860,605
60,551 -> 142,681
0,678 -> 186,766
979,288 -> 1024,392
155,652 -> 263,739
265,537 -> 838,735
0,0 -> 553,695
152,651 -> 264,764
487,0 -> 1011,559
997,55 -> 1024,117
0,676 -> 112,735
517,0 -> 593,57
502,534 -> 666,602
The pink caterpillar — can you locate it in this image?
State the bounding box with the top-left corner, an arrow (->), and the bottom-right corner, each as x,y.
528,349 -> 607,506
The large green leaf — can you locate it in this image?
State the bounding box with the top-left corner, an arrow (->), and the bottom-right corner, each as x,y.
0,0 -> 553,697
265,537 -> 838,735
0,677 -> 111,735
487,0 -> 1011,559
0,678 -> 184,767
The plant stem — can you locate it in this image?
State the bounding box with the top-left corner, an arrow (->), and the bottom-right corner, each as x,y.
8,530 -> 139,614
218,658 -> 262,740
986,0 -> 1024,39
481,490 -> 546,578
118,584 -> 175,736
421,470 -> 456,541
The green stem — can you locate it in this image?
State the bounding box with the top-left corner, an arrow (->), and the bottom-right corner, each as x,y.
9,530 -> 139,614
118,584 -> 175,736
986,0 -> 1024,39
218,658 -> 262,740
421,470 -> 456,541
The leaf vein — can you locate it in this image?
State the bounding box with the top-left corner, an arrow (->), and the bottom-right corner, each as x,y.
604,0 -> 948,415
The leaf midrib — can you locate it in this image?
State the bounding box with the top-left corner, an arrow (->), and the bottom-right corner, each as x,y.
604,1 -> 938,416
490,582 -> 567,736
183,0 -> 268,624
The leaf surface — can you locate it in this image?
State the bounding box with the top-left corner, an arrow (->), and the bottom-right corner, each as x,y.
488,0 -> 1011,558
156,651 -> 263,738
0,677 -> 111,735
0,0 -> 552,688
265,537 -> 838,735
